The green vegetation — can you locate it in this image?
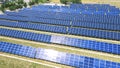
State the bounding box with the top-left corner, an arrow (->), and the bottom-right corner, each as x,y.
24,2 -> 27,8
71,0 -> 80,3
29,0 -> 48,6
9,6 -> 17,11
60,0 -> 81,4
60,0 -> 68,4
38,0 -> 48,3
29,1 -> 36,6
0,4 -> 5,12
0,0 -> 27,12
0,0 -> 48,12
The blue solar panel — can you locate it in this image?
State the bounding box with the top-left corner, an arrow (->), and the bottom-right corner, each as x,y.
0,4 -> 120,26
0,28 -> 120,55
68,27 -> 120,40
0,41 -> 120,68
0,5 -> 120,68
1,19 -> 119,40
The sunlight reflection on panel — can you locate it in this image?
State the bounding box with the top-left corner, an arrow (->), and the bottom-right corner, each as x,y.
44,49 -> 59,61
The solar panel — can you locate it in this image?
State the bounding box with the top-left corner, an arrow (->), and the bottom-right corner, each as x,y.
0,4 -> 120,68
0,41 -> 120,68
0,28 -> 120,55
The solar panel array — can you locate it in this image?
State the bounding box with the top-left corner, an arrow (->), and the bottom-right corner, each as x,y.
0,19 -> 120,41
0,28 -> 120,55
0,19 -> 120,32
0,4 -> 120,68
0,4 -> 120,41
0,20 -> 67,34
0,41 -> 120,68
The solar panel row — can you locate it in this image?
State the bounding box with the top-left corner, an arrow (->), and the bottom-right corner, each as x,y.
0,41 -> 120,68
4,10 -> 120,25
0,20 -> 120,40
0,20 -> 67,34
0,28 -> 120,55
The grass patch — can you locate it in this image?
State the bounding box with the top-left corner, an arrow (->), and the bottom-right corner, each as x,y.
0,55 -> 52,68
